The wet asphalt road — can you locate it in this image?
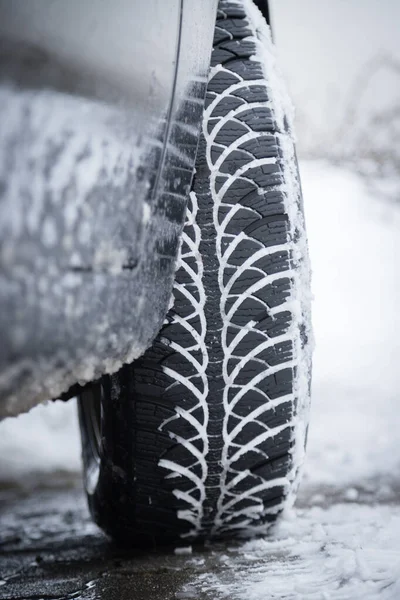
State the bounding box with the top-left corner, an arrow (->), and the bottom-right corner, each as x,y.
0,479 -> 216,600
1,477 -> 399,600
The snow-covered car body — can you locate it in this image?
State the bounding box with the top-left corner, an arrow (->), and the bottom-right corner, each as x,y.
0,0 -> 219,418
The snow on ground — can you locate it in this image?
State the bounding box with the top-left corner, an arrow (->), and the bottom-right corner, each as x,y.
190,504 -> 400,600
0,160 -> 400,597
303,161 -> 400,489
0,400 -> 80,484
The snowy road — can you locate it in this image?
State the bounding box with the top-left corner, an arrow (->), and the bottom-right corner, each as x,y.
1,161 -> 400,599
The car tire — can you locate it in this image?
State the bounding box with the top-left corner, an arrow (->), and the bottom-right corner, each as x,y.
78,0 -> 312,546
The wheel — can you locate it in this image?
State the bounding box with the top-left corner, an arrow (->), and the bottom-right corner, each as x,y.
78,0 -> 312,546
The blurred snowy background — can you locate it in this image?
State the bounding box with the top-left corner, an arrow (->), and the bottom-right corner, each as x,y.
273,0 -> 400,202
1,1 -> 400,596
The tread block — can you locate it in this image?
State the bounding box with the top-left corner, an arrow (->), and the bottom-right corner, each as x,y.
210,95 -> 245,118
213,120 -> 250,145
208,69 -> 241,94
219,149 -> 254,174
232,84 -> 270,103
236,107 -> 274,132
225,59 -> 264,81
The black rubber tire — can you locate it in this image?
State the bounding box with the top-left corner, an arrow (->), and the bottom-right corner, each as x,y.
79,0 -> 312,546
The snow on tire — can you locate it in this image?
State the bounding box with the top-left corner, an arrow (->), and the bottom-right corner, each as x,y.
79,0 -> 312,545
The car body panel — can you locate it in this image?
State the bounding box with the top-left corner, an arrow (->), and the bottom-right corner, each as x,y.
0,0 -> 218,418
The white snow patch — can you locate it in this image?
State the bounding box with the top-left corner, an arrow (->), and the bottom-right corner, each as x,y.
142,202 -> 151,224
174,546 -> 193,556
302,161 -> 400,488
188,503 -> 400,600
0,399 -> 81,483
